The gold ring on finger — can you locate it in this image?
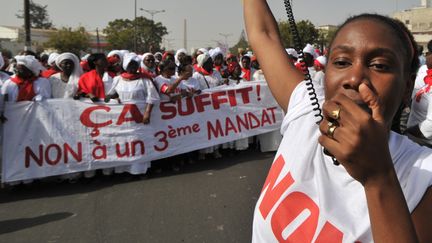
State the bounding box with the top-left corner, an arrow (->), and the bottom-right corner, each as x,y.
331,107 -> 341,121
327,124 -> 337,139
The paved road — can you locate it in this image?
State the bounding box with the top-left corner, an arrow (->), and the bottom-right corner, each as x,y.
0,150 -> 274,243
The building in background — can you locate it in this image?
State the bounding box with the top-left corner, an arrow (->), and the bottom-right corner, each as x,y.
392,0 -> 432,51
0,25 -> 108,55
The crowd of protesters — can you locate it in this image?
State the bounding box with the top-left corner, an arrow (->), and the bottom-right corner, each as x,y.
0,46 -> 284,184
0,38 -> 431,185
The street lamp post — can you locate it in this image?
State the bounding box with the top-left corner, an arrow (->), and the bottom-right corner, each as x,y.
139,8 -> 165,21
139,8 -> 165,52
134,0 -> 137,52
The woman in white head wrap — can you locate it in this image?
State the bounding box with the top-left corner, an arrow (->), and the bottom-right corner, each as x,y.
1,55 -> 51,104
313,55 -> 327,87
107,52 -> 159,120
191,53 -> 223,159
41,52 -> 60,78
175,49 -> 188,66
106,52 -> 160,176
192,53 -> 223,91
49,52 -> 83,98
140,53 -> 157,78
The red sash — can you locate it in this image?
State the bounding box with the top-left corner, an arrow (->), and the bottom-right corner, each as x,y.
196,67 -> 213,76
78,70 -> 106,98
41,68 -> 59,78
241,68 -> 251,81
121,72 -> 142,80
10,76 -> 37,101
139,68 -> 156,79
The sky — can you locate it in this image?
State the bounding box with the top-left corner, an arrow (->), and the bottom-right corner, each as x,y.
0,0 -> 421,51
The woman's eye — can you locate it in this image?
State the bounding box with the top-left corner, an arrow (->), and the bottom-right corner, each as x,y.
369,63 -> 391,71
332,59 -> 350,68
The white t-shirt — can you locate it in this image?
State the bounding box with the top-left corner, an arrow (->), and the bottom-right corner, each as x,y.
108,76 -> 160,104
0,71 -> 10,84
1,76 -> 51,102
313,70 -> 325,87
412,65 -> 428,98
192,71 -> 222,91
181,77 -> 201,92
252,81 -> 432,243
407,86 -> 432,145
154,75 -> 185,102
253,70 -> 266,81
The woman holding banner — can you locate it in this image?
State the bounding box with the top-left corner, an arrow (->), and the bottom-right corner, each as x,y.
50,52 -> 83,99
244,0 -> 432,242
76,53 -> 113,102
106,52 -> 160,176
1,55 -> 51,185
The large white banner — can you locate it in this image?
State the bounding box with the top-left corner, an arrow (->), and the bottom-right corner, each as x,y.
2,81 -> 284,182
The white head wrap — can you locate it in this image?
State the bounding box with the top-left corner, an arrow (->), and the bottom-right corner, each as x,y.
197,53 -> 210,68
316,56 -> 327,66
48,52 -> 60,66
81,53 -> 90,61
119,50 -> 130,60
286,48 -> 298,59
175,49 -> 188,66
108,50 -> 124,63
15,55 -> 44,76
141,52 -> 155,71
198,48 -> 209,55
303,44 -> 318,59
122,53 -> 141,71
0,52 -> 4,70
55,52 -> 84,98
209,47 -> 223,60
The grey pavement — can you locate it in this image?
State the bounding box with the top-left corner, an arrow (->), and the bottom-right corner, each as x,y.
0,150 -> 274,243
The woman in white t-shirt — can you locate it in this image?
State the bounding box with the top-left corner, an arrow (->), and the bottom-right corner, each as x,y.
245,1 -> 431,242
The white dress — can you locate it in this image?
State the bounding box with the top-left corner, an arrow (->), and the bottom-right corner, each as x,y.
192,71 -> 222,91
1,76 -> 51,102
182,77 -> 201,92
192,71 -> 224,154
154,75 -> 186,102
407,84 -> 432,146
108,76 -> 160,104
412,65 -> 428,98
252,71 -> 282,152
108,76 -> 160,175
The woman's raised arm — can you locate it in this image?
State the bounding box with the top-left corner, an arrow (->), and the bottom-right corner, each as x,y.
243,0 -> 304,112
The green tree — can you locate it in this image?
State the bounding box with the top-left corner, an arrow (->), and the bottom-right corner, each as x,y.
103,17 -> 168,53
16,0 -> 53,29
229,30 -> 250,55
316,28 -> 337,51
44,27 -> 90,56
278,20 -> 319,49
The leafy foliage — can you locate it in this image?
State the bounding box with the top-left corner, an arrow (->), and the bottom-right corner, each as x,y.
44,27 -> 90,56
278,20 -> 319,48
229,30 -> 250,55
103,17 -> 168,53
16,0 -> 53,29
